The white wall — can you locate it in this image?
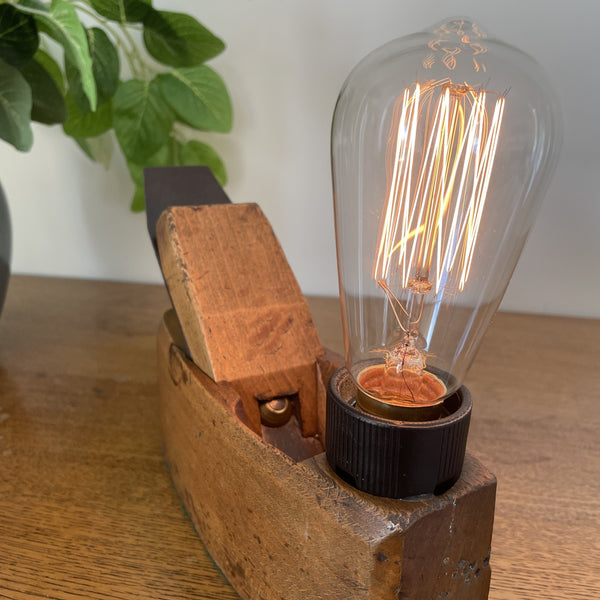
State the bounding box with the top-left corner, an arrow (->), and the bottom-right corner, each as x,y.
1,0 -> 598,318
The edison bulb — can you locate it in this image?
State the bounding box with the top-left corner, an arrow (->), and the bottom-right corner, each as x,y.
331,18 -> 561,418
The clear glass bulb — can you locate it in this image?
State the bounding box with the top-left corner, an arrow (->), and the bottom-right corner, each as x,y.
331,18 -> 562,416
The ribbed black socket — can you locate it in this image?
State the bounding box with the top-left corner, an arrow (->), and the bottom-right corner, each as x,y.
325,368 -> 471,499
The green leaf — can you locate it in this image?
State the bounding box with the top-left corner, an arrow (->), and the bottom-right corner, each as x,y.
33,48 -> 64,92
158,66 -> 232,133
112,78 -> 173,162
74,131 -> 114,168
181,140 -> 227,186
143,10 -> 224,67
0,58 -> 33,151
90,0 -> 151,23
0,4 -> 39,67
75,135 -> 93,159
19,55 -> 66,124
127,143 -> 172,212
66,27 -> 119,111
74,136 -> 94,160
62,92 -> 111,138
16,0 -> 47,9
126,135 -> 227,211
130,178 -> 145,212
19,0 -> 97,110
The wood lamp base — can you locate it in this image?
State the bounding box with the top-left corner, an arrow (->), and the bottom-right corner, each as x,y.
158,323 -> 495,600
151,184 -> 496,600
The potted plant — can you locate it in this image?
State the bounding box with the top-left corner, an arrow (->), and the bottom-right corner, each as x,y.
0,0 -> 233,313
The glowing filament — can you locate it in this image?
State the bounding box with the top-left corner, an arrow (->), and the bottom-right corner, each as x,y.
374,80 -> 505,296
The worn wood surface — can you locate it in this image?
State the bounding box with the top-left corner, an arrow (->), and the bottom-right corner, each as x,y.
0,275 -> 598,599
159,320 -> 495,600
157,204 -> 324,437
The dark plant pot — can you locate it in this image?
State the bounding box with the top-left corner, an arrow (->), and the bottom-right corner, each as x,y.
0,182 -> 11,317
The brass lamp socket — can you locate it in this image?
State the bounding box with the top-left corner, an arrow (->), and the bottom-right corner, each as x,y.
325,367 -> 472,499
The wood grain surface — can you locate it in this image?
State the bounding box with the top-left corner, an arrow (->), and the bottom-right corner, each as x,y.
156,204 -> 324,437
0,276 -> 598,599
158,320 -> 495,600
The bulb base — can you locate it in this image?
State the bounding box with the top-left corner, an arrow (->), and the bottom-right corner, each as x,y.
326,367 -> 471,498
356,364 -> 448,421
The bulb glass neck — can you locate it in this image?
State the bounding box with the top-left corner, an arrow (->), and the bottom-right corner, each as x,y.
356,363 -> 447,421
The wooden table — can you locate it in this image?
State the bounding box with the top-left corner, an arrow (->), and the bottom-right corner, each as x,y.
0,275 -> 597,599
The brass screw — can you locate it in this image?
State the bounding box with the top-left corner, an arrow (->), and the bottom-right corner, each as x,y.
259,397 -> 293,427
